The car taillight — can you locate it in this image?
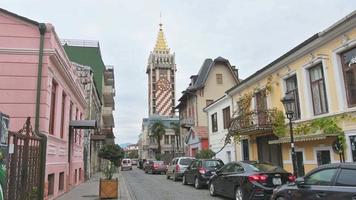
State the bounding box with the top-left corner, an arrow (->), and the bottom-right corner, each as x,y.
198,167 -> 206,174
176,165 -> 180,172
288,175 -> 296,182
248,174 -> 268,183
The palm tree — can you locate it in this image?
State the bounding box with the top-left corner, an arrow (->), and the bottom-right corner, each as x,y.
150,121 -> 166,159
170,122 -> 180,155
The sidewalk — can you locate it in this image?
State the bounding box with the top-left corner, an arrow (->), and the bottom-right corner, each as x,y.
57,172 -> 131,200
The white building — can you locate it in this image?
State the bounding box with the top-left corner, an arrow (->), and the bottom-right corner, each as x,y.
204,94 -> 240,163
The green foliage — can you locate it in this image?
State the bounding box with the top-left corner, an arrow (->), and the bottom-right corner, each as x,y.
103,162 -> 116,180
271,110 -> 287,137
150,121 -> 166,156
195,149 -> 215,159
127,151 -> 139,159
98,144 -> 124,165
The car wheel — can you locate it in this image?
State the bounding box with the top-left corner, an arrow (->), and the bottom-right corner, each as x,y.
182,175 -> 187,185
235,187 -> 243,200
172,172 -> 177,181
194,177 -> 201,189
209,183 -> 216,196
145,169 -> 148,174
166,174 -> 170,179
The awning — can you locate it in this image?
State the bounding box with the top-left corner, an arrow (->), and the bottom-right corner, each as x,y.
268,133 -> 339,144
69,120 -> 97,129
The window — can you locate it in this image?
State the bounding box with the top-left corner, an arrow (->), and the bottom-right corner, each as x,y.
309,64 -> 328,115
340,47 -> 356,107
285,75 -> 301,120
211,113 -> 218,132
150,137 -> 156,144
79,168 -> 82,181
206,99 -> 214,107
336,169 -> 356,187
59,172 -> 64,191
305,168 -> 337,186
226,151 -> 231,162
75,169 -> 77,183
242,139 -> 249,161
223,106 -> 231,129
48,173 -> 55,195
171,135 -> 175,144
164,135 -> 169,144
316,150 -> 331,166
60,93 -> 66,139
49,81 -> 57,135
216,74 -> 223,84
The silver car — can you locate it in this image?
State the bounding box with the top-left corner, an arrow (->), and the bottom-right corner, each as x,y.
166,157 -> 194,181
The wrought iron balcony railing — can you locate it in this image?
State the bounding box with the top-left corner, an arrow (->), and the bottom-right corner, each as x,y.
229,109 -> 275,135
180,117 -> 195,128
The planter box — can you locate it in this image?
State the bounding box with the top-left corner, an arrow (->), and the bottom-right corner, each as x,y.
99,178 -> 119,199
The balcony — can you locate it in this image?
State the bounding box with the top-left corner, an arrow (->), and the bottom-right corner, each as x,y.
102,107 -> 114,127
103,85 -> 115,97
180,117 -> 195,128
229,110 -> 275,135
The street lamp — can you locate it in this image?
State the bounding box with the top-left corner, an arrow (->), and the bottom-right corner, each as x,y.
281,93 -> 298,177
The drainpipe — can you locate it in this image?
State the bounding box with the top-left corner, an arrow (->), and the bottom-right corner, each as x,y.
34,23 -> 47,200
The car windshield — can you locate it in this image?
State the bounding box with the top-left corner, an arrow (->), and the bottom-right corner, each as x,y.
203,160 -> 223,168
179,158 -> 193,165
245,162 -> 286,172
123,160 -> 129,164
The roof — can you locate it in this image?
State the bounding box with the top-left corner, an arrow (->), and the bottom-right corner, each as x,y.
0,8 -> 39,26
178,56 -> 238,102
226,10 -> 356,95
154,24 -> 169,53
63,44 -> 106,97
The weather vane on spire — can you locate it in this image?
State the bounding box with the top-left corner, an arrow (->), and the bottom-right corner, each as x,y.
159,12 -> 163,30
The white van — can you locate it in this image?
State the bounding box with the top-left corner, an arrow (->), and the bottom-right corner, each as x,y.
121,158 -> 132,171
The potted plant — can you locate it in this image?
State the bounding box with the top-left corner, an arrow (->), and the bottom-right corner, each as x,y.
98,144 -> 124,199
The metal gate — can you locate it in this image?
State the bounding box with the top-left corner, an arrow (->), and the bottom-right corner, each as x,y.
6,117 -> 44,200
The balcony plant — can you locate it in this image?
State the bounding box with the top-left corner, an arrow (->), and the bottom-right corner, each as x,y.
98,144 -> 124,199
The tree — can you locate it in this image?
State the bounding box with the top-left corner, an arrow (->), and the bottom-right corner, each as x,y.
195,149 -> 215,159
170,122 -> 180,154
98,144 -> 124,166
150,121 -> 166,159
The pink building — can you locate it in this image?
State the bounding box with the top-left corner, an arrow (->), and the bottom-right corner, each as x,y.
0,9 -> 85,199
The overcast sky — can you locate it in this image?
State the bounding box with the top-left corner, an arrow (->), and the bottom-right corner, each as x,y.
1,0 -> 355,145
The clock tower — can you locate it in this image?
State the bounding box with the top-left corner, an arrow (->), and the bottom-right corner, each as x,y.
147,23 -> 176,116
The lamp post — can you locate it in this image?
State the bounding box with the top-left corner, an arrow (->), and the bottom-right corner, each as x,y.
281,93 -> 298,177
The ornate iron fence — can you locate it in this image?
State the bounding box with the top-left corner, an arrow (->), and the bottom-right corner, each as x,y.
6,117 -> 44,200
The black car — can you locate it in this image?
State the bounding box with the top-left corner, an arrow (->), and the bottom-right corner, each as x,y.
209,161 -> 295,200
182,159 -> 224,189
271,163 -> 356,200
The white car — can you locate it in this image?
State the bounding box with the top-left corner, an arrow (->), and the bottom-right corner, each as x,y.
121,159 -> 132,171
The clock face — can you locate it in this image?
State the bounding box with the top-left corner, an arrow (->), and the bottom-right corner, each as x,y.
156,78 -> 170,91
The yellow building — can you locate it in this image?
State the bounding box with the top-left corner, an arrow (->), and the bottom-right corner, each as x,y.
226,10 -> 356,175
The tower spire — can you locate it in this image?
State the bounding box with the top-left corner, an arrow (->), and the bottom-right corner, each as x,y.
154,14 -> 169,53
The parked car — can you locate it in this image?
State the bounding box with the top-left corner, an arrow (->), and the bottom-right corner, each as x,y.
166,157 -> 194,181
131,158 -> 138,165
121,158 -> 133,171
143,159 -> 152,170
209,161 -> 295,200
271,163 -> 356,200
144,160 -> 167,174
182,159 -> 224,189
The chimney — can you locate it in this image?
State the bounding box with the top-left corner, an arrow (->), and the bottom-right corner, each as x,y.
231,66 -> 239,81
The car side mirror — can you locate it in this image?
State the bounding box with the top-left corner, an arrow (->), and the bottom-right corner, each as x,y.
295,177 -> 305,187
